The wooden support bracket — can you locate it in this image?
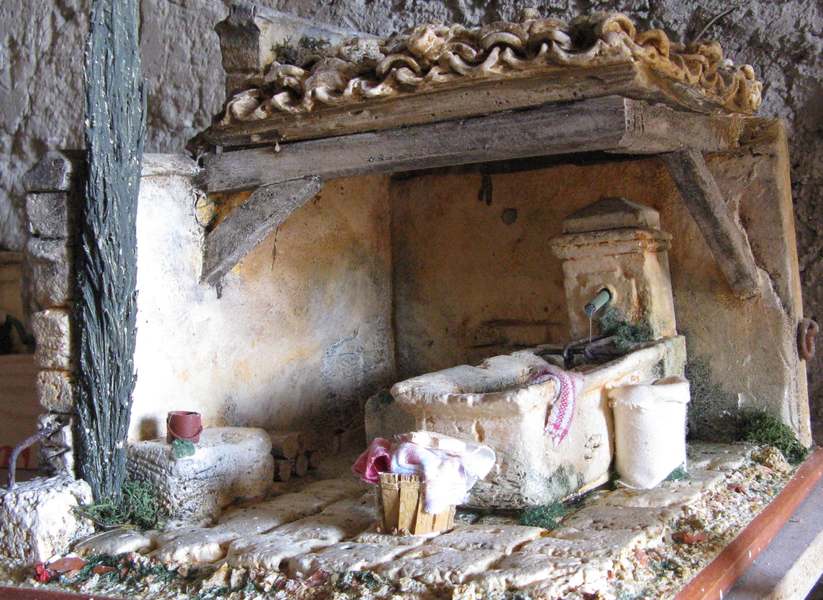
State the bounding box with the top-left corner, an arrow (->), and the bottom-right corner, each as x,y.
201,176 -> 322,286
663,149 -> 761,299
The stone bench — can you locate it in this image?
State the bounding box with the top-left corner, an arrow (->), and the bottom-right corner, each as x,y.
127,427 -> 274,521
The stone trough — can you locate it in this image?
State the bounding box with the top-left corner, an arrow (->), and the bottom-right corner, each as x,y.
382,336 -> 686,508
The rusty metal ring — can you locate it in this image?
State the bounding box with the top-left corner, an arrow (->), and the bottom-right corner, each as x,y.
797,318 -> 819,361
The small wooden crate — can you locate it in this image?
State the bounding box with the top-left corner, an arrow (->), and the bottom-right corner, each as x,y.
378,473 -> 455,535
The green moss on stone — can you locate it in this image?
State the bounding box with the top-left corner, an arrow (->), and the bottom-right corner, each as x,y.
598,307 -> 653,352
76,478 -> 165,530
519,502 -> 568,530
171,438 -> 195,458
739,410 -> 808,465
665,464 -> 690,481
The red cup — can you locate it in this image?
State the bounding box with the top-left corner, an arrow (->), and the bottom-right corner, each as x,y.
166,411 -> 203,444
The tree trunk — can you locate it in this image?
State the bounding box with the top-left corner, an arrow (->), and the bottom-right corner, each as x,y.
76,0 -> 145,501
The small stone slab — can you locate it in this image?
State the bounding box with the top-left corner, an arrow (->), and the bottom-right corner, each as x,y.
308,496 -> 379,537
127,427 -> 274,520
299,478 -> 368,504
560,505 -> 674,538
520,530 -> 643,561
525,556 -> 612,596
378,546 -> 504,585
551,525 -> 663,556
352,529 -> 429,547
688,442 -> 753,471
274,518 -> 348,544
225,533 -> 329,570
0,475 -> 93,565
477,554 -> 587,589
288,542 -> 408,577
74,528 -> 155,556
430,524 -> 543,553
601,479 -> 710,509
218,491 -> 329,532
153,527 -> 237,564
273,497 -> 378,542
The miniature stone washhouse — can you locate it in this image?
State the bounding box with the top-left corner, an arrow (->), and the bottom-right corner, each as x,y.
7,6 -> 815,584
385,199 -> 685,508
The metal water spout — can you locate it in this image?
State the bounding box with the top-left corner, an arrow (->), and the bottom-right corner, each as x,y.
584,288 -> 612,318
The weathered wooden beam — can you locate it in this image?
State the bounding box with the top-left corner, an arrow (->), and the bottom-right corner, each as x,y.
192,59 -> 751,151
663,149 -> 761,299
200,96 -> 744,194
202,176 -> 322,286
193,63 -> 641,150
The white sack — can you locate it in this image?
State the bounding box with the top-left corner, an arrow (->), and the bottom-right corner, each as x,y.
609,376 -> 690,489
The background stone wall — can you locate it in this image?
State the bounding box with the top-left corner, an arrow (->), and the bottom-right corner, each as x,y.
1,0 -> 820,434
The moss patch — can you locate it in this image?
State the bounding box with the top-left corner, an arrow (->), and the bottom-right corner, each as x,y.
171,439 -> 196,459
598,307 -> 653,352
665,464 -> 690,481
519,502 -> 568,530
272,36 -> 330,67
76,479 -> 165,530
739,410 -> 808,465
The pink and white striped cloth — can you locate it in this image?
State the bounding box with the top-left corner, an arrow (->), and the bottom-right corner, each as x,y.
528,364 -> 584,447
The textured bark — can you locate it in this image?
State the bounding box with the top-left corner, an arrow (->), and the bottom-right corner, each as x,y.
76,0 -> 145,502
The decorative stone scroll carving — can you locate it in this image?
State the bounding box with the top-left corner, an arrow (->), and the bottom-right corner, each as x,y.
218,10 -> 761,128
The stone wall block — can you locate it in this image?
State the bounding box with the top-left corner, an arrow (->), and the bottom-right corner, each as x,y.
25,192 -> 78,240
31,309 -> 74,370
22,151 -> 85,194
26,238 -> 74,308
0,475 -> 92,565
36,370 -> 76,413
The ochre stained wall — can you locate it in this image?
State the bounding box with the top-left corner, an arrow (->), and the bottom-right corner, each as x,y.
391,125 -> 809,444
130,160 -> 394,441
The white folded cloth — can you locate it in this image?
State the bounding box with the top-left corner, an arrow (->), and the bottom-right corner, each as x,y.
391,432 -> 495,513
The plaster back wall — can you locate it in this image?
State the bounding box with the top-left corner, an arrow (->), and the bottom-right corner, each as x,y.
391,142 -> 809,443
131,160 -> 394,441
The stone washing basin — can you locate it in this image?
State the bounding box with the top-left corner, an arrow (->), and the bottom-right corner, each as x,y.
367,336 -> 685,509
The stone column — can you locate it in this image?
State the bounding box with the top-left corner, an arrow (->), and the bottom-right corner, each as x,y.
22,151 -> 85,476
550,197 -> 677,341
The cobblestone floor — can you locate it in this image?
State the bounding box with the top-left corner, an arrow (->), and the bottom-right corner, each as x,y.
0,442 -> 796,600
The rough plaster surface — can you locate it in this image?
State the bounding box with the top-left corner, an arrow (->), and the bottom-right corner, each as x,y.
1,0 -> 820,427
131,158 -> 394,441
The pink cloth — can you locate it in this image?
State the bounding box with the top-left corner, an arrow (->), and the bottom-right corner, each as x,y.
352,437 -> 392,484
529,364 -> 584,447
